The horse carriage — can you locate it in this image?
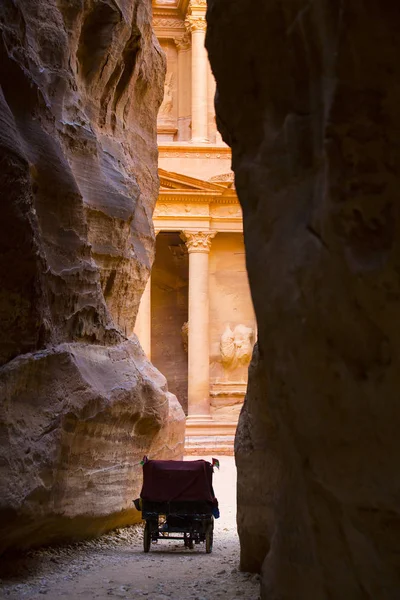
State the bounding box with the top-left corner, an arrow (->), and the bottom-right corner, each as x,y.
134,459 -> 219,553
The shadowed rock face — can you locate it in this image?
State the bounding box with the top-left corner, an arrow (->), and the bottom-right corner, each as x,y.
0,0 -> 185,551
206,1 -> 400,598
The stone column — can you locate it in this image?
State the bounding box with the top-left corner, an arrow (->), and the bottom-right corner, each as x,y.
207,62 -> 217,143
181,230 -> 215,421
134,277 -> 151,359
175,34 -> 191,141
185,4 -> 208,143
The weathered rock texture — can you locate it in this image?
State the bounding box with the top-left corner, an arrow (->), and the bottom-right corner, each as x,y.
0,0 -> 185,552
206,1 -> 400,598
0,341 -> 184,551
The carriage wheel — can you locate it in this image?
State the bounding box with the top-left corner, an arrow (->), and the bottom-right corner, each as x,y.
205,524 -> 213,553
143,521 -> 151,552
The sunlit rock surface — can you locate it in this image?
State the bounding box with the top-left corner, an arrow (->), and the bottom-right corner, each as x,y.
0,0 -> 184,551
206,1 -> 400,598
0,340 -> 184,552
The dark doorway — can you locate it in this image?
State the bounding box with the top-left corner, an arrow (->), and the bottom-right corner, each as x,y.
151,232 -> 189,414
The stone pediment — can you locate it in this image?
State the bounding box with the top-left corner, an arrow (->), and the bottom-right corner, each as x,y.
159,168 -> 230,193
155,168 -> 241,233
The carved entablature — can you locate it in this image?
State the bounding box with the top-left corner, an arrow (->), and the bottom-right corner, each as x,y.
154,168 -> 242,234
153,16 -> 186,42
210,204 -> 242,219
181,231 -> 216,253
153,17 -> 185,28
154,203 -> 209,217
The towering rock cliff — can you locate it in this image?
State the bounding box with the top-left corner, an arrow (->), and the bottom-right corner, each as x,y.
0,0 -> 185,552
206,1 -> 400,598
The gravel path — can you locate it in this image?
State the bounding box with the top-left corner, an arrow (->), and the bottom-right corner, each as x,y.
0,456 -> 260,600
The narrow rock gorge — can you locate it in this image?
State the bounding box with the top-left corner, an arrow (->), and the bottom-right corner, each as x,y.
0,0 -> 185,553
206,1 -> 400,598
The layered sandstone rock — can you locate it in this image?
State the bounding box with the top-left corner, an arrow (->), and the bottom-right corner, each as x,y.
0,0 -> 184,552
206,1 -> 400,598
0,340 -> 184,552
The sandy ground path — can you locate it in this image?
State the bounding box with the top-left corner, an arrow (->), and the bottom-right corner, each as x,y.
0,456 -> 260,600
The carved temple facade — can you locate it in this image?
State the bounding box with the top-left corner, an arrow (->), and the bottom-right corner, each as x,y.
134,0 -> 256,453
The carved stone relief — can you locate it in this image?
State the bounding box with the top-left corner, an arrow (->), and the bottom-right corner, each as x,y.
209,172 -> 235,183
159,72 -> 174,117
210,204 -> 242,218
157,41 -> 178,135
181,321 -> 188,353
154,203 -> 209,217
175,34 -> 191,52
168,243 -> 187,263
153,18 -> 186,30
220,324 -> 254,370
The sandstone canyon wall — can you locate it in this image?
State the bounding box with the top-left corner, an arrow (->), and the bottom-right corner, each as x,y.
206,1 -> 400,598
0,0 -> 185,553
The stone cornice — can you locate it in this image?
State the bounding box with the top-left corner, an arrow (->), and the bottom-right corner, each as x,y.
158,191 -> 238,204
158,143 -> 231,159
187,0 -> 207,13
153,212 -> 243,233
152,0 -> 190,19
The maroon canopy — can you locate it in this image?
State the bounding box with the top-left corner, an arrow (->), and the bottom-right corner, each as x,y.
140,459 -> 217,504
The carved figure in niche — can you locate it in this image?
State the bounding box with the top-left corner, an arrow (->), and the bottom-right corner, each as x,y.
181,321 -> 188,353
159,72 -> 174,116
168,243 -> 187,263
220,324 -> 253,369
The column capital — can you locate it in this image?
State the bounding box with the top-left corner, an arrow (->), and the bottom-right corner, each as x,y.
185,14 -> 207,32
181,230 -> 216,253
174,33 -> 191,51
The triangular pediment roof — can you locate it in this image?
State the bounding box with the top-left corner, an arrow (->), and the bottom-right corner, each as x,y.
159,168 -> 227,192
